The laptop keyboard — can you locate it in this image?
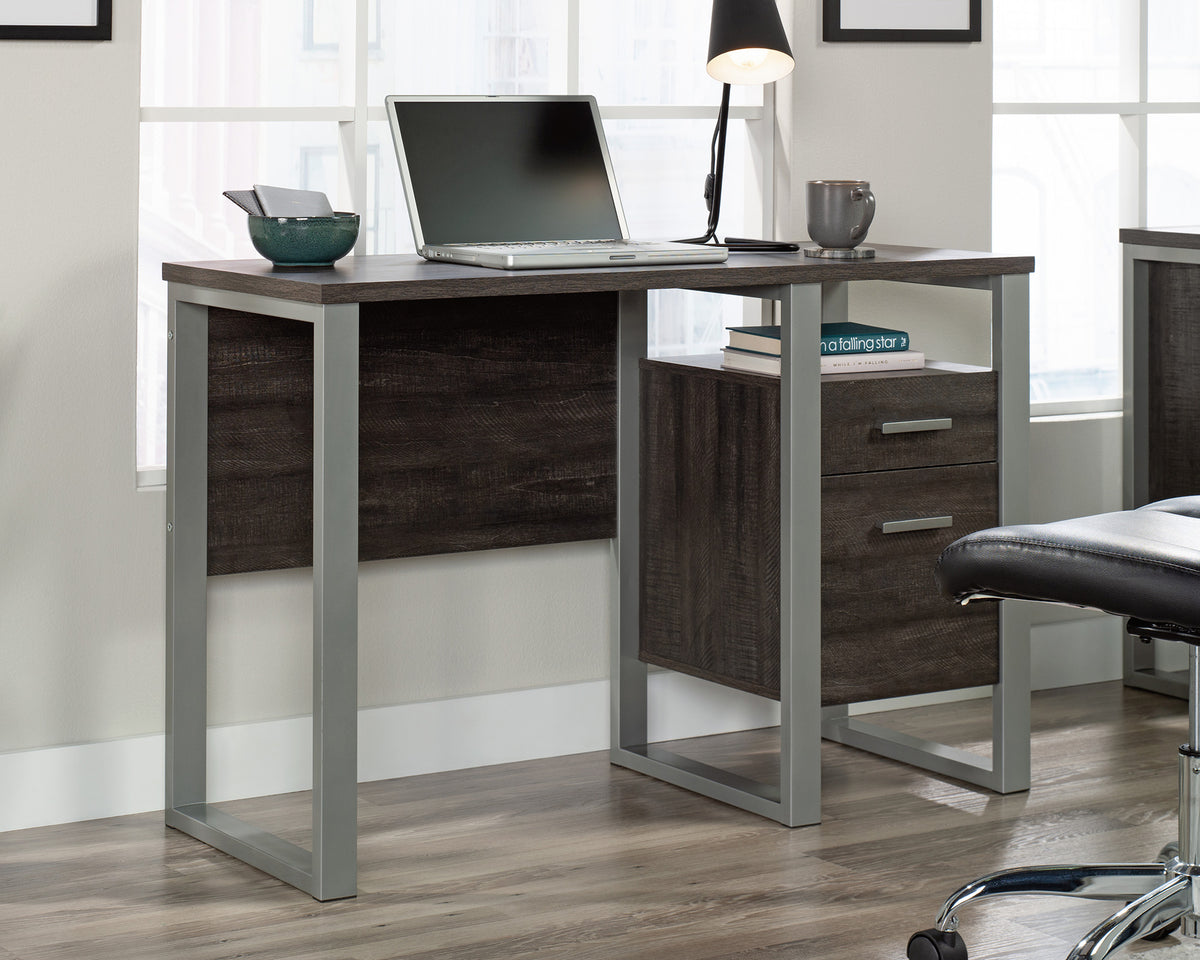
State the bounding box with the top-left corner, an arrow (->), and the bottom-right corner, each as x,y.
469,239 -> 630,250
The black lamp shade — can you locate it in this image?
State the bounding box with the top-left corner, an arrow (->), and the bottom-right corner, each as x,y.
707,0 -> 794,84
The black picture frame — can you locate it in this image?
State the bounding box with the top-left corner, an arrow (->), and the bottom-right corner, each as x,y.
0,0 -> 112,40
823,0 -> 981,42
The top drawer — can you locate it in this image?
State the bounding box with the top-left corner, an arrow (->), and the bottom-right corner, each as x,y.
822,366 -> 996,474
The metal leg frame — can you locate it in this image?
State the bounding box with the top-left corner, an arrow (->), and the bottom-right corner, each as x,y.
165,283 -> 359,901
1122,244 -> 1192,700
611,275 -> 1032,826
819,275 -> 1032,793
823,274 -> 1031,794
610,283 -> 824,826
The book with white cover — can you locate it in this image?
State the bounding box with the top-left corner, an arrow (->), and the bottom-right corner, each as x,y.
721,347 -> 926,376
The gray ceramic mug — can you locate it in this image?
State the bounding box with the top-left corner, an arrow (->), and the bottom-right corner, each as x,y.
807,180 -> 876,249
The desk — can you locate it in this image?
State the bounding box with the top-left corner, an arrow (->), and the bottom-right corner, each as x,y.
163,247 -> 1033,900
1121,226 -> 1200,697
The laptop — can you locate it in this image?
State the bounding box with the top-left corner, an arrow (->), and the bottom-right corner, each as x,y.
385,94 -> 728,270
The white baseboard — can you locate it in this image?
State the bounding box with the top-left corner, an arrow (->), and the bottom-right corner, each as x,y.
0,617 -> 1121,834
1030,614 -> 1123,690
0,670 -> 777,834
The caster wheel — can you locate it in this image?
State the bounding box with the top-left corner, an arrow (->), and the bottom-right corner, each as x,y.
907,929 -> 967,960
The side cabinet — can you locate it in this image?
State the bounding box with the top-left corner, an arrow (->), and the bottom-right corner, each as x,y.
639,356 -> 999,706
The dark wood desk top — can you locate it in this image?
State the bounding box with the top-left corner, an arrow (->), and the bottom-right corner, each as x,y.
1120,226 -> 1200,250
163,245 -> 1035,305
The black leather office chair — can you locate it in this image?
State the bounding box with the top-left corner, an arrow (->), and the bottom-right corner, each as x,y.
907,496 -> 1200,960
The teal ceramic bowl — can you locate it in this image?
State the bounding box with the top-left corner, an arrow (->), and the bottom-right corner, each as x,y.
247,213 -> 360,267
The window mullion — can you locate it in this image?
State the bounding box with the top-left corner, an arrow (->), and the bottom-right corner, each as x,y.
337,0 -> 370,251
566,0 -> 580,95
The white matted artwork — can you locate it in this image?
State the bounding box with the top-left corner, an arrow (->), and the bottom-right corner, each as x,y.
823,0 -> 981,42
0,0 -> 111,39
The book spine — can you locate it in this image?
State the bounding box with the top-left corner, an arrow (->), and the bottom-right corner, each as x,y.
819,331 -> 909,354
726,332 -> 780,355
721,348 -> 781,375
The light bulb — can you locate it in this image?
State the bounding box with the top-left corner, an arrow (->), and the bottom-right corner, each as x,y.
727,47 -> 769,72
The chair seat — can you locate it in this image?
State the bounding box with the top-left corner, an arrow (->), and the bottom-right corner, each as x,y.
937,495 -> 1200,632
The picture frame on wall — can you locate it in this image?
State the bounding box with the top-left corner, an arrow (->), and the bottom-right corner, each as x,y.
823,0 -> 981,42
0,0 -> 112,40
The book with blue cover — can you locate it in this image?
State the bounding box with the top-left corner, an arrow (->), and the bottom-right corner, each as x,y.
726,321 -> 910,357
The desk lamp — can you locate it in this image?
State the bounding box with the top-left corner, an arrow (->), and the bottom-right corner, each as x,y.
681,0 -> 798,252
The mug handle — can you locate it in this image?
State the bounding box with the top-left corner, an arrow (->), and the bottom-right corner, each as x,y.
849,188 -> 876,241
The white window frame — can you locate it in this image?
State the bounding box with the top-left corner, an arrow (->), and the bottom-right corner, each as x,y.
995,0 -> 1200,417
137,0 -> 780,482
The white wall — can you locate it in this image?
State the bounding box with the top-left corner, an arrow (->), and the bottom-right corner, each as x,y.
0,0 -> 1128,832
0,11 -> 163,751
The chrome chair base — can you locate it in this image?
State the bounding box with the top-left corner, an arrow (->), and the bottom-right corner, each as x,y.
912,502 -> 1200,960
910,729 -> 1200,960
912,624 -> 1200,960
910,851 -> 1195,960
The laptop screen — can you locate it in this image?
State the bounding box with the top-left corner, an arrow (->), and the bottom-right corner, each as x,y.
388,97 -> 626,247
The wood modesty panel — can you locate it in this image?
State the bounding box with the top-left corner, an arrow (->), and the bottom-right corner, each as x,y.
207,293 -> 617,575
1148,261 -> 1200,502
639,359 -> 998,705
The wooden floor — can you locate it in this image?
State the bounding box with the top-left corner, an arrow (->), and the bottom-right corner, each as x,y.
1,681 -> 1195,960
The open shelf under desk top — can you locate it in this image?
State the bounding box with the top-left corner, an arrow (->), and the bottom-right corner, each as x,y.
646,354 -> 992,381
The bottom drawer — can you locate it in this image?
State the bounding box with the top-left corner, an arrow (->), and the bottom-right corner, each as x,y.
821,462 -> 998,705
639,460 -> 999,704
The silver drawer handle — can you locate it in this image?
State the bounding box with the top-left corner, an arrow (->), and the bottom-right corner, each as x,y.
879,516 -> 953,534
880,418 -> 953,435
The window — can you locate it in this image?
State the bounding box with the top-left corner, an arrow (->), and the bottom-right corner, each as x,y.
994,0 -> 1200,408
137,0 -> 776,471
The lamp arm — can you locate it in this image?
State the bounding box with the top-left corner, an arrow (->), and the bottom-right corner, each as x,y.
706,82 -> 732,237
678,81 -> 799,252
678,83 -> 730,245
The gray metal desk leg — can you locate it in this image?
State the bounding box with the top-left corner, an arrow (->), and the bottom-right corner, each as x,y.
166,297 -> 209,815
311,303 -> 360,900
1123,248 -> 1149,512
610,283 -> 824,827
612,290 -> 649,756
165,289 -> 359,901
991,272 -> 1032,794
778,282 -> 825,826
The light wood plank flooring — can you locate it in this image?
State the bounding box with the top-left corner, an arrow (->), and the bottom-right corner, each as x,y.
1,681 -> 1194,960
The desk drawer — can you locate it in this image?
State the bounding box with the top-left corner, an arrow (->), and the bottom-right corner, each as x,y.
639,358 -> 999,704
822,368 -> 997,474
820,461 -> 998,706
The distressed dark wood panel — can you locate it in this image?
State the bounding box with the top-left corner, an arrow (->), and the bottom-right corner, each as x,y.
639,358 -> 998,704
356,296 -> 616,561
207,294 -> 617,575
822,368 -> 996,474
1147,261 -> 1200,502
639,361 -> 783,699
208,313 -> 316,575
821,463 -> 999,705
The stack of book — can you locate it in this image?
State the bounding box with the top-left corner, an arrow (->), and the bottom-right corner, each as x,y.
721,321 -> 925,376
